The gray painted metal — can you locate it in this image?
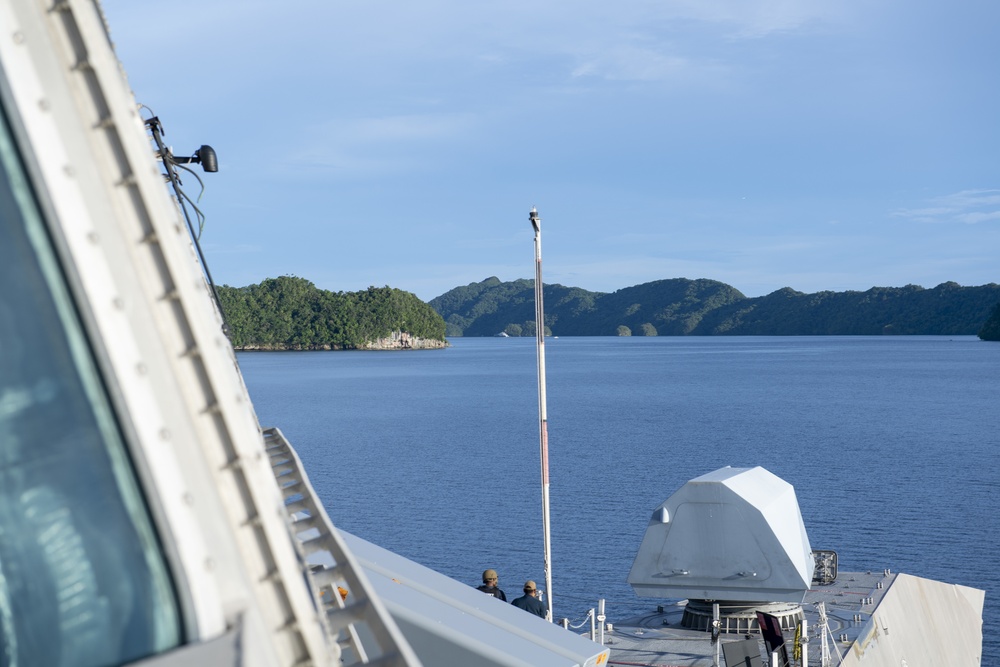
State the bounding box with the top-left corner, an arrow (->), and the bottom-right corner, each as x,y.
608,569 -> 985,666
2,2 -> 984,666
266,428 -> 421,666
0,2 -> 418,663
341,531 -> 610,667
628,466 -> 814,603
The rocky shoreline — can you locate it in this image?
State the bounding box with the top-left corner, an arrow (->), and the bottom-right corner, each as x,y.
234,331 -> 448,351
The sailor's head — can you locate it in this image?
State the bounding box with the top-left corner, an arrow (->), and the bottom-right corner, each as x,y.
483,569 -> 498,584
523,580 -> 539,595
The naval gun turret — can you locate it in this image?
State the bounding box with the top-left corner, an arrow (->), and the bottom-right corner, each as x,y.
628,466 -> 823,633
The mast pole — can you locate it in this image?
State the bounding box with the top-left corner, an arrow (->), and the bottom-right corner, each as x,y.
530,207 -> 554,622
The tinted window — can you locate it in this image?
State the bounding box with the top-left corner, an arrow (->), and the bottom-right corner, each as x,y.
0,103 -> 181,664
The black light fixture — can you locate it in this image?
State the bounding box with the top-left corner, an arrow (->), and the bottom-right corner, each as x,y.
142,113 -> 228,332
143,116 -> 218,172
170,144 -> 218,172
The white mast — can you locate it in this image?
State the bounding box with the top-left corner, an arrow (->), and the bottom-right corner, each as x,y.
530,207 -> 554,622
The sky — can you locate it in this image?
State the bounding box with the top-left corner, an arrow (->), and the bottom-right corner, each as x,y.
98,0 -> 999,302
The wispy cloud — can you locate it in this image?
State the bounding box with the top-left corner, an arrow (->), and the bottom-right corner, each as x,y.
570,46 -> 726,83
99,0 -> 1000,303
334,115 -> 475,144
104,0 -> 854,106
284,113 -> 477,176
893,189 -> 1000,224
519,1 -> 847,83
683,0 -> 850,38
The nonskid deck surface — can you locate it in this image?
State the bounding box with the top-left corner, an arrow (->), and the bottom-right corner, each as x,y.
606,571 -> 891,666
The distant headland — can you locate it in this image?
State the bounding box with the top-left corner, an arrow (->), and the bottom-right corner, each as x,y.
430,277 -> 1000,339
218,276 -> 1000,349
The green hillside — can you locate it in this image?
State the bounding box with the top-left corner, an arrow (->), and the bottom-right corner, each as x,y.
430,277 -> 1000,337
218,276 -> 446,349
979,303 -> 1000,341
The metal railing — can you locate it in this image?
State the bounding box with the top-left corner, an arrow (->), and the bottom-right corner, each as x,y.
264,428 -> 421,666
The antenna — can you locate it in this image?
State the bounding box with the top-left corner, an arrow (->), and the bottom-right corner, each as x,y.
144,115 -> 228,333
530,206 -> 554,622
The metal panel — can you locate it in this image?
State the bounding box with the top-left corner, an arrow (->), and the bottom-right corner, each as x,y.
341,532 -> 610,667
628,466 -> 813,602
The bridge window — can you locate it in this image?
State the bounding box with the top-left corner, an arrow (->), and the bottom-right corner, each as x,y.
0,104 -> 181,664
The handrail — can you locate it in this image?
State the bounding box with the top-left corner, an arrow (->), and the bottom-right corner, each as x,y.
264,428 -> 422,667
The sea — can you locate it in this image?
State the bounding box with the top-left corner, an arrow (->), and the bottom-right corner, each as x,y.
237,336 -> 999,663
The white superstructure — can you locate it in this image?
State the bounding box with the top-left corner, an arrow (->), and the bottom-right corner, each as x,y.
615,466 -> 984,666
0,2 -> 608,666
0,3 -> 982,667
628,466 -> 814,604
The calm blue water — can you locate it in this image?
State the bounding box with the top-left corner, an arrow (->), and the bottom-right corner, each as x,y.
238,336 -> 1000,662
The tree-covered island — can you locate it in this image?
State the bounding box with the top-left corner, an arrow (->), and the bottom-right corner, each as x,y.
217,277 -> 447,350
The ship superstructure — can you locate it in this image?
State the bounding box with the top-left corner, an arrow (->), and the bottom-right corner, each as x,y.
0,1 -> 606,665
0,2 -> 983,667
614,467 -> 984,665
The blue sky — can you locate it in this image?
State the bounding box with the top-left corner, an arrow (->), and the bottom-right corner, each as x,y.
99,0 -> 999,302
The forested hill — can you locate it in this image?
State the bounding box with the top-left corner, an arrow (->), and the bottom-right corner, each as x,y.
430,277 -> 1000,337
980,303 -> 1000,341
217,277 -> 447,349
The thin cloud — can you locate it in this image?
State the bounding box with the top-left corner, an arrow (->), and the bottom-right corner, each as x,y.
334,114 -> 476,144
702,0 -> 849,38
538,1 -> 845,83
894,189 -> 1000,224
570,46 -> 723,83
103,0 -> 853,105
98,0 -> 1000,305
284,113 -> 477,176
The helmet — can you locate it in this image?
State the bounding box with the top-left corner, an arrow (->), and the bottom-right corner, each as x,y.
482,569 -> 498,583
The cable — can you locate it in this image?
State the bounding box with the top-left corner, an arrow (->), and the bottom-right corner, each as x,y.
171,162 -> 207,238
142,111 -> 229,334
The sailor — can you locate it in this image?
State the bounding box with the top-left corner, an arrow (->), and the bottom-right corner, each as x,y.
510,580 -> 546,618
476,569 -> 507,601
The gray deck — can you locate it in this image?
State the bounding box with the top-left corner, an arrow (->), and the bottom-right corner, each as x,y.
605,570 -> 892,666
